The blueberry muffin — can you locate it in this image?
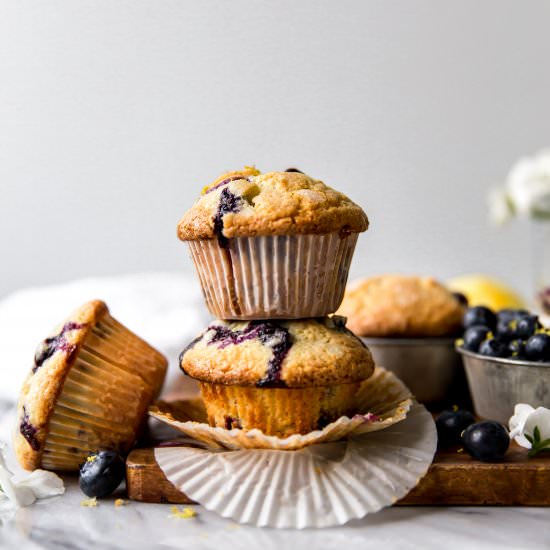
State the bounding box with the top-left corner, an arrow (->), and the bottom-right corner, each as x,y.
177,168 -> 368,319
338,275 -> 466,337
179,316 -> 374,436
14,300 -> 168,471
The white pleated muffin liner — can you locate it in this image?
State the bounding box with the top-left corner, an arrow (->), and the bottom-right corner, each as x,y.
188,232 -> 358,320
149,366 -> 412,450
155,402 -> 436,528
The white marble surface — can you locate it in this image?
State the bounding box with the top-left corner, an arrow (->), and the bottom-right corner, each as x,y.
2,275 -> 550,548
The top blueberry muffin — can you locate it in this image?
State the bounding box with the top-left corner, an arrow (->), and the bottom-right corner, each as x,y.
338,275 -> 466,337
177,168 -> 368,242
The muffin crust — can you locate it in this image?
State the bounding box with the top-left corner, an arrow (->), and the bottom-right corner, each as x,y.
180,316 -> 374,388
338,275 -> 466,337
177,170 -> 368,241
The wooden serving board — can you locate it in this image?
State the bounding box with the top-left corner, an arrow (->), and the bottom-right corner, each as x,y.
126,443 -> 550,506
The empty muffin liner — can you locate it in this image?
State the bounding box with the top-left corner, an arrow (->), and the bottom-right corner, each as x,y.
153,401 -> 436,528
40,314 -> 167,471
187,232 -> 359,320
149,366 -> 412,450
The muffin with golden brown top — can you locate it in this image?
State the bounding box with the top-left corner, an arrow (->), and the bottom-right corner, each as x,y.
14,300 -> 168,471
177,168 -> 368,320
337,275 -> 467,404
338,275 -> 465,337
179,316 -> 374,437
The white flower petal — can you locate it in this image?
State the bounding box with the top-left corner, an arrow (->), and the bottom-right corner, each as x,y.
488,186 -> 514,224
524,407 -> 550,447
508,403 -> 534,439
17,470 -> 65,499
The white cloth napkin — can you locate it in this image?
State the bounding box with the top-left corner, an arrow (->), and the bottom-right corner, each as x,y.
0,272 -> 211,403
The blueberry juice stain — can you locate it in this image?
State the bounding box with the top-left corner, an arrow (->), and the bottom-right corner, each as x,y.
205,321 -> 293,387
213,188 -> 243,249
20,406 -> 40,450
33,322 -> 85,373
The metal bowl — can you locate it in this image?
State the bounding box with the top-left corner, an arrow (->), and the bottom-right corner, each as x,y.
457,347 -> 550,424
361,337 -> 463,404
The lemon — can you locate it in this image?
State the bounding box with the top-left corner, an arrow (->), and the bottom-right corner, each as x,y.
447,274 -> 525,311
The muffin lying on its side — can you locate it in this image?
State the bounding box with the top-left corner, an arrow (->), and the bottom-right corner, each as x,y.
179,316 -> 374,437
14,300 -> 167,471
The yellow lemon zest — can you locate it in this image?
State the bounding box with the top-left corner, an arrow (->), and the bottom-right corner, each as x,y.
169,506 -> 197,519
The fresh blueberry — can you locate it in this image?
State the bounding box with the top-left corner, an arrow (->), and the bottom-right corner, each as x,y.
479,338 -> 509,358
495,318 -> 517,342
436,409 -> 475,447
497,309 -> 529,324
452,292 -> 468,307
79,450 -> 126,498
508,339 -> 526,359
462,325 -> 491,352
461,421 -> 510,462
516,315 -> 540,340
463,306 -> 497,331
525,333 -> 550,362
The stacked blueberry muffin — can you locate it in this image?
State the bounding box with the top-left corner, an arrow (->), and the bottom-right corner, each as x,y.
177,168 -> 374,436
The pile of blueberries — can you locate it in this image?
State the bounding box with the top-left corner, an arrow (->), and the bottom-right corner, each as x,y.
460,306 -> 550,362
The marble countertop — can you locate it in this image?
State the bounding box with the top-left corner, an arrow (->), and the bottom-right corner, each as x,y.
2,274 -> 550,549
2,398 -> 550,549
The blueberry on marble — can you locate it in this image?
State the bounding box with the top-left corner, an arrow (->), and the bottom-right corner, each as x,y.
461,421 -> 510,462
79,450 -> 126,498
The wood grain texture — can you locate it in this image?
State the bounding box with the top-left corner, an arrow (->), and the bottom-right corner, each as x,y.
126,443 -> 550,506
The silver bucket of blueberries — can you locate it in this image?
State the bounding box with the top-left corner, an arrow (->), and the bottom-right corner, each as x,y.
457,306 -> 550,425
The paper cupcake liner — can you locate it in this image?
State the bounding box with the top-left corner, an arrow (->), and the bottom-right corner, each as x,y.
155,402 -> 436,528
199,381 -> 361,437
149,366 -> 412,451
41,314 -> 167,470
188,232 -> 359,320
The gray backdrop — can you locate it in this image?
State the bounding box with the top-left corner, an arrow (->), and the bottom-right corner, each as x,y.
1,0 -> 548,299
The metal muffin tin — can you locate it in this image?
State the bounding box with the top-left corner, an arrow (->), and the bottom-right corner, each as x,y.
457,346 -> 550,424
361,337 -> 462,404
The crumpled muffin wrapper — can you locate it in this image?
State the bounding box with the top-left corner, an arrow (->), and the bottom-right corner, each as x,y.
154,402 -> 436,528
187,232 -> 359,320
148,366 -> 412,451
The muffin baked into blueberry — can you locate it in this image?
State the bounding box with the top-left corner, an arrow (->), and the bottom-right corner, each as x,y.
14,300 -> 168,471
179,316 -> 375,437
177,168 -> 368,320
338,275 -> 466,337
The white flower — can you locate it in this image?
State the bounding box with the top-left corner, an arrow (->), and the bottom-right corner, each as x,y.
508,404 -> 550,456
498,149 -> 550,221
487,186 -> 514,225
0,442 -> 64,509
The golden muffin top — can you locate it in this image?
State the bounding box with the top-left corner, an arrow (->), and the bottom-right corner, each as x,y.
338,275 -> 466,337
177,168 -> 368,241
179,316 -> 374,388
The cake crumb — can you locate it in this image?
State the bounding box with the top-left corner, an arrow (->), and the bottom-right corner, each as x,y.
457,447 -> 464,453
169,506 -> 197,519
114,498 -> 126,507
81,497 -> 98,507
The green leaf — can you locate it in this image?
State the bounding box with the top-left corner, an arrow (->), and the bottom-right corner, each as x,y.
525,433 -> 534,444
534,426 -> 541,443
